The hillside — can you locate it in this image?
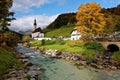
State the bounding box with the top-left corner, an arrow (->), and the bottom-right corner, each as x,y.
0,47 -> 15,79
44,5 -> 120,37
44,13 -> 76,32
103,5 -> 120,31
106,4 -> 120,15
45,25 -> 75,37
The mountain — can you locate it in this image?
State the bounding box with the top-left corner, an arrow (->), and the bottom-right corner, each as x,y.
44,5 -> 120,37
105,4 -> 120,15
44,13 -> 77,32
45,25 -> 75,37
10,30 -> 23,40
103,4 -> 120,31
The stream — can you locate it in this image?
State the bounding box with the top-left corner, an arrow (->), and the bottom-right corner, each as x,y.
16,45 -> 120,80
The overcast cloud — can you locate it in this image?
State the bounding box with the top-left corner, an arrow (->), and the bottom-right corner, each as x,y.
9,14 -> 58,32
10,0 -> 62,31
11,0 -> 49,11
11,0 -> 67,12
10,0 -> 119,32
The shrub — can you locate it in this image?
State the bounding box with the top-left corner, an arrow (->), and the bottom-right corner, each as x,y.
84,42 -> 103,50
112,51 -> 120,60
41,39 -> 45,45
22,35 -> 31,42
2,31 -> 20,46
30,40 -> 42,46
81,49 -> 96,60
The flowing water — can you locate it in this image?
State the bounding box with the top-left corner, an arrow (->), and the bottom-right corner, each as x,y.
16,45 -> 120,80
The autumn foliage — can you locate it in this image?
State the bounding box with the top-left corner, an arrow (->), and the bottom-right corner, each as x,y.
0,0 -> 19,46
76,2 -> 107,40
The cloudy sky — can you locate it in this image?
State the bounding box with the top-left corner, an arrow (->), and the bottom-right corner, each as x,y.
9,0 -> 120,32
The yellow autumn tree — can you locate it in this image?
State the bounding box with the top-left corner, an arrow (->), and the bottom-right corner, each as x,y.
76,2 -> 106,40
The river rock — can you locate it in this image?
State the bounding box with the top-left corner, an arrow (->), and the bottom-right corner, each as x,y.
45,49 -> 61,58
71,54 -> 80,61
3,69 -> 27,80
51,50 -> 58,57
117,65 -> 120,69
45,49 -> 52,55
19,55 -> 29,59
76,60 -> 87,66
25,62 -> 33,67
19,59 -> 29,63
30,78 -> 36,80
5,77 -> 18,80
61,52 -> 72,59
90,63 -> 103,69
27,70 -> 38,78
110,66 -> 117,70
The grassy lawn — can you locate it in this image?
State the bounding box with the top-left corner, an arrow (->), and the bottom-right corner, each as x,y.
30,40 -> 103,60
45,26 -> 75,37
31,40 -> 103,52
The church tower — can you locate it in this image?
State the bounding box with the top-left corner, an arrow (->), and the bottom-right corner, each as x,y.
33,19 -> 37,30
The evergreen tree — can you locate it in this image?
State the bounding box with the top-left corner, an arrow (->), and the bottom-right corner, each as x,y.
0,0 -> 15,31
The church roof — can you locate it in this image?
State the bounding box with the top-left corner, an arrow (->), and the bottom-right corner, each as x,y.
70,28 -> 78,34
32,27 -> 43,33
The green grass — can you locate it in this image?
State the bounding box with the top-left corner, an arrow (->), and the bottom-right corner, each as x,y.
0,47 -> 23,79
30,40 -> 42,46
0,47 -> 15,78
31,40 -> 103,60
112,51 -> 120,60
45,26 -> 75,37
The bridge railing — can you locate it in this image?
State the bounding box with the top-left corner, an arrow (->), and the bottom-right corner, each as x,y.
93,37 -> 120,42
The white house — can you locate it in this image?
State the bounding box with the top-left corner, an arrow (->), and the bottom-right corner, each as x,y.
71,29 -> 81,40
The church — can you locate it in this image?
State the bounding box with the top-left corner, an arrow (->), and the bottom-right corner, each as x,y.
32,19 -> 44,38
31,19 -> 81,41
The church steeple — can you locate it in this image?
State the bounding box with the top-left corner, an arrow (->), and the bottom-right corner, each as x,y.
33,19 -> 37,30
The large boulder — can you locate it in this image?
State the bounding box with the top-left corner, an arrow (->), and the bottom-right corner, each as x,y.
45,49 -> 61,57
71,54 -> 80,61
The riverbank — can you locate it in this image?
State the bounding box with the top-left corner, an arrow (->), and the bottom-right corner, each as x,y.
2,44 -> 120,80
0,46 -> 24,80
2,43 -> 120,80
36,47 -> 120,71
3,45 -> 40,80
16,44 -> 120,80
30,40 -> 104,60
30,40 -> 120,70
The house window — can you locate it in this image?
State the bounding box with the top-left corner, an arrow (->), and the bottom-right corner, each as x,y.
71,34 -> 76,36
